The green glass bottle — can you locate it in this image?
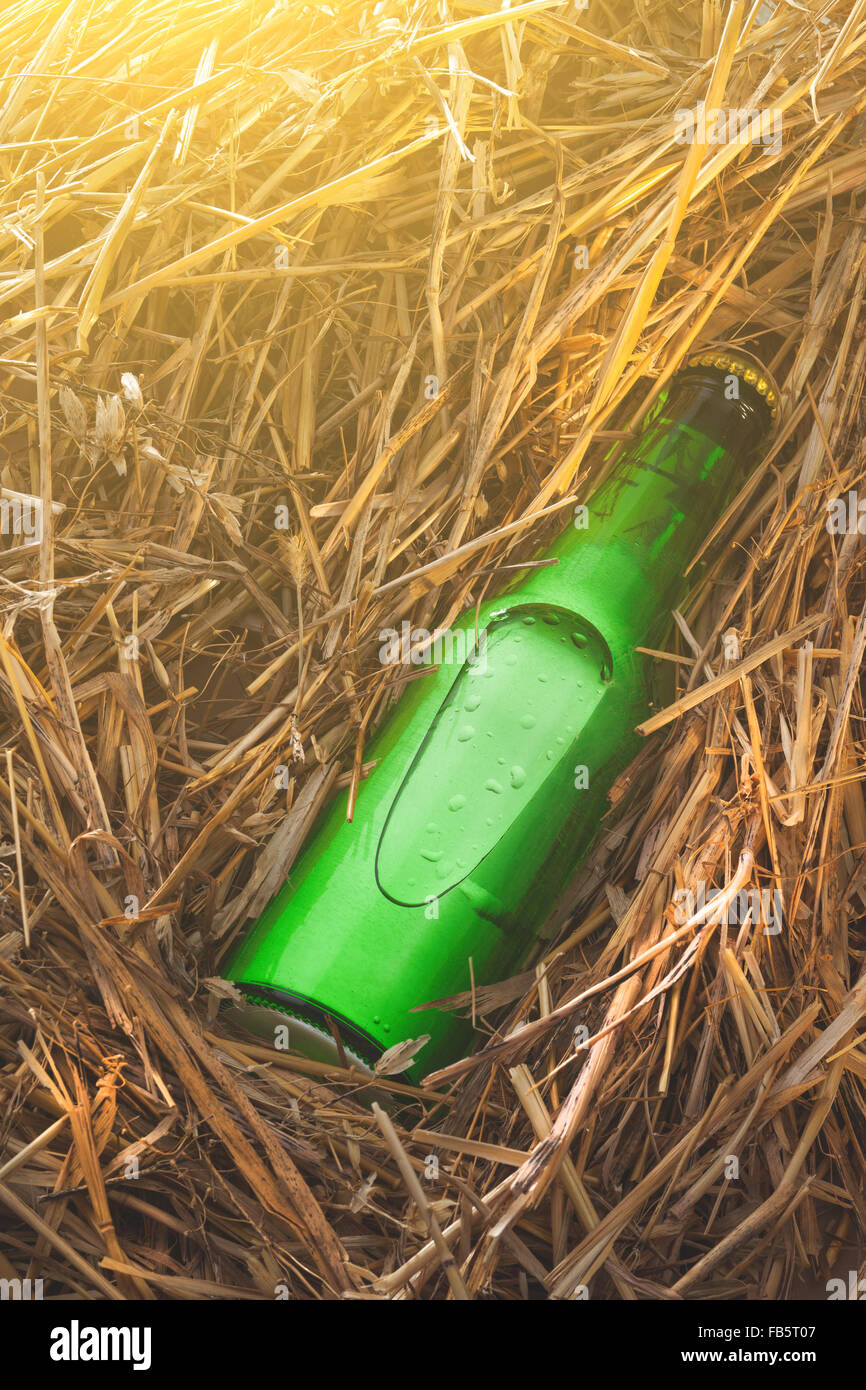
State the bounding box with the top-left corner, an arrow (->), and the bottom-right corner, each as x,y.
226,350 -> 777,1080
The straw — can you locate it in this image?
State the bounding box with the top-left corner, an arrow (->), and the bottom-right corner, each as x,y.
1,0 -> 865,1300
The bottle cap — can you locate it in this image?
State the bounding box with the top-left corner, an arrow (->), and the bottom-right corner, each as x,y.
684,346 -> 780,426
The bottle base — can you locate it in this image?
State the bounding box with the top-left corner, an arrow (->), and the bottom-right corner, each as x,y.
224,987 -> 380,1075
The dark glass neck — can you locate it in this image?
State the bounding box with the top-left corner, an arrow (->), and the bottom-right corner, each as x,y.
665,365 -> 774,455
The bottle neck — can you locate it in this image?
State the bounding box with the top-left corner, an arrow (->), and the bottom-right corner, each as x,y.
518,370 -> 772,649
660,366 -> 773,456
586,370 -> 765,574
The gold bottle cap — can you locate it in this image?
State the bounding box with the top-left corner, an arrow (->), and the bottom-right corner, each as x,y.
684,346 -> 780,425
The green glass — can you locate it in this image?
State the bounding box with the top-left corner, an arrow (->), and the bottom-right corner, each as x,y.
226,354 -> 775,1080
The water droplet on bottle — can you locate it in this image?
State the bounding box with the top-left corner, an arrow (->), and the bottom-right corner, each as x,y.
426,821 -> 438,834
448,793 -> 466,812
538,673 -> 548,683
522,616 -> 536,626
572,631 -> 588,649
457,725 -> 475,741
421,848 -> 443,862
510,765 -> 526,789
485,778 -> 503,794
520,713 -> 536,729
464,693 -> 481,712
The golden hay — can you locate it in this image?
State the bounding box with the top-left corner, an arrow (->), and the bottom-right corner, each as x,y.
0,0 -> 865,1299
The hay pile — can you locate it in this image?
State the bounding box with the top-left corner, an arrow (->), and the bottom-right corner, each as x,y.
1,0 -> 866,1300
